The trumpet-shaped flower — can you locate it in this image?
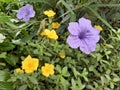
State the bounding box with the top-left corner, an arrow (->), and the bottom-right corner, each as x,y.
41,63 -> 54,77
16,4 -> 35,22
67,17 -> 100,54
52,22 -> 60,29
41,29 -> 58,40
0,33 -> 6,43
22,55 -> 39,73
43,10 -> 56,17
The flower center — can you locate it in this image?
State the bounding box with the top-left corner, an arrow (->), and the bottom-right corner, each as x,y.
78,32 -> 85,39
27,63 -> 33,68
79,30 -> 90,39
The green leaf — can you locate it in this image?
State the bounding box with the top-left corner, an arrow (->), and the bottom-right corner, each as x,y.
60,77 -> 69,88
20,0 -> 51,6
0,52 -> 7,58
18,85 -> 27,90
113,78 -> 120,82
28,76 -> 38,85
44,52 -> 52,57
0,42 -> 15,51
71,78 -> 76,89
87,6 -> 114,32
0,71 -> 10,82
55,65 -> 61,73
0,0 -> 15,2
70,13 -> 76,22
4,54 -> 18,66
5,21 -> 29,29
72,67 -> 80,78
0,81 -> 13,90
92,4 -> 120,7
0,13 -> 10,22
61,66 -> 70,77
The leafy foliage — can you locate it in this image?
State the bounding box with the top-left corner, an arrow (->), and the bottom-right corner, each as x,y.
0,0 -> 120,90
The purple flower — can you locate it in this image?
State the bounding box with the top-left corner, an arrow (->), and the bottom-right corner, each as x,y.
67,17 -> 100,54
16,4 -> 35,22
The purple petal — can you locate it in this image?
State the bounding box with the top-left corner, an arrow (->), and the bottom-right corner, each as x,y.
16,4 -> 35,22
67,35 -> 81,48
79,38 -> 97,54
25,4 -> 35,17
91,27 -> 100,35
78,17 -> 92,31
23,17 -> 30,22
68,22 -> 81,35
16,8 -> 25,19
84,30 -> 100,43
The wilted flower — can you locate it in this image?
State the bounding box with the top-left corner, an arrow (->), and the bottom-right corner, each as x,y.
22,55 -> 39,73
16,4 -> 35,22
59,52 -> 65,59
43,10 -> 56,17
41,63 -> 54,77
15,68 -> 24,73
0,33 -> 6,43
67,17 -> 100,54
94,25 -> 103,31
41,29 -> 58,40
52,22 -> 60,29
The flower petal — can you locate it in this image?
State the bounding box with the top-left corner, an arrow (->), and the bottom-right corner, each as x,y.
78,17 -> 92,31
83,27 -> 100,43
16,4 -> 35,22
26,4 -> 35,17
67,35 -> 81,48
79,38 -> 97,54
23,17 -> 30,22
68,22 -> 81,35
16,8 -> 25,19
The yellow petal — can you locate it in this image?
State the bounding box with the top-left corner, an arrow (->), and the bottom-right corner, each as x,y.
43,10 -> 56,17
41,29 -> 51,36
41,63 -> 54,77
22,55 -> 39,74
47,30 -> 58,40
94,25 -> 103,31
52,22 -> 60,29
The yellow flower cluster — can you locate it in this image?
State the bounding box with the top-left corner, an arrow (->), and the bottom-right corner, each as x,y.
15,55 -> 39,74
41,63 -> 54,77
52,22 -> 60,29
44,10 -> 56,18
22,55 -> 39,73
94,25 -> 103,31
15,55 -> 55,77
41,29 -> 58,40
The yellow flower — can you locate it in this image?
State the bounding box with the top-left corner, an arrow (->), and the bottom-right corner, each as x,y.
52,22 -> 60,29
41,29 -> 51,36
47,30 -> 58,40
59,52 -> 65,59
15,68 -> 24,73
41,63 -> 54,77
43,10 -> 56,17
41,29 -> 58,40
94,25 -> 103,31
22,55 -> 39,73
